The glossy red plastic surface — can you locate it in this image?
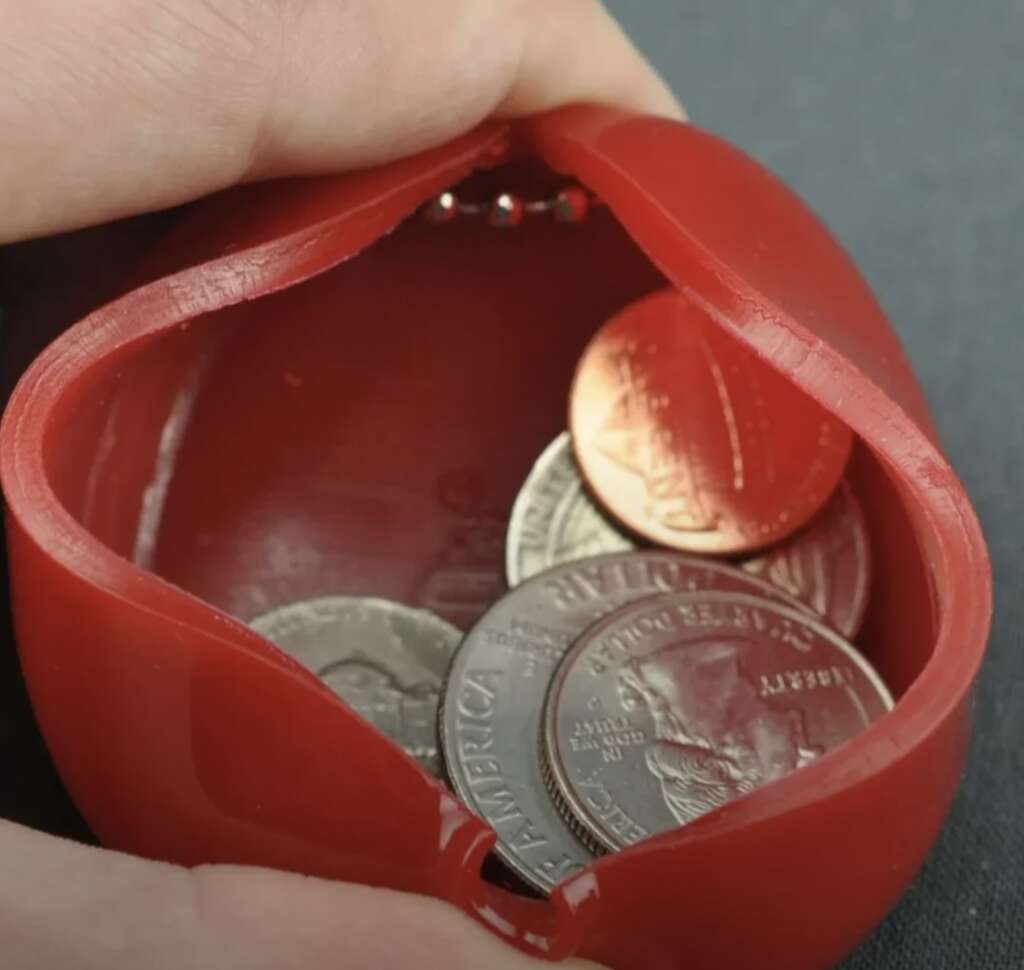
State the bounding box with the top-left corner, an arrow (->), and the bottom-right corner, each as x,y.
0,107 -> 991,969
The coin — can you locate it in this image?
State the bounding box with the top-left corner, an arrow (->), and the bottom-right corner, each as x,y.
506,433 -> 870,639
542,591 -> 893,854
439,551 -> 812,893
505,432 -> 632,586
250,596 -> 461,777
569,289 -> 853,555
741,481 -> 870,638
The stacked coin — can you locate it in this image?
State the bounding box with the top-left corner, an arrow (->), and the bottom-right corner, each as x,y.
250,288 -> 891,896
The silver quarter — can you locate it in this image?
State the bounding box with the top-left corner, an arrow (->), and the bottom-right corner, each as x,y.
505,432 -> 633,586
543,591 -> 893,854
251,596 -> 461,777
440,551 -> 812,893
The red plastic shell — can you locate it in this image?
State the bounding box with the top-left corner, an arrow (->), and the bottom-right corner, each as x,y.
0,107 -> 991,969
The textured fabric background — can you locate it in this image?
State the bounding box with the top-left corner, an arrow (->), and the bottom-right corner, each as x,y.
603,1 -> 1022,966
0,3 -> 1021,968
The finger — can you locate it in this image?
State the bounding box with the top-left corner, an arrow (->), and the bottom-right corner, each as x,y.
0,0 -> 684,242
1,820 -> 607,970
492,0 -> 684,122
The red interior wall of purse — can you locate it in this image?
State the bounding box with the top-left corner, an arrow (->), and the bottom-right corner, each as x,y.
41,171 -> 935,702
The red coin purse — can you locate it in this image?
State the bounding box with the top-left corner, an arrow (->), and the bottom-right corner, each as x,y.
0,106 -> 991,969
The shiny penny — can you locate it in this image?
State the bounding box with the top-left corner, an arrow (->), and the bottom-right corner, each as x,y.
507,432 -> 871,639
439,551 -> 811,893
250,596 -> 461,777
543,591 -> 893,854
569,289 -> 854,555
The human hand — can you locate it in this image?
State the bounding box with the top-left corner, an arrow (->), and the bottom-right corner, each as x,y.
1,0 -> 682,243
0,2 -> 682,967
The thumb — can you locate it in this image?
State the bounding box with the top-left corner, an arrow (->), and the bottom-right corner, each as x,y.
1,820 -> 609,970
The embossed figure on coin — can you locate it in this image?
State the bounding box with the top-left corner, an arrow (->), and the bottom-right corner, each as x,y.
618,639 -> 822,825
570,290 -> 853,554
251,596 -> 461,776
320,658 -> 441,770
542,592 -> 893,853
441,552 -> 812,892
593,338 -> 738,534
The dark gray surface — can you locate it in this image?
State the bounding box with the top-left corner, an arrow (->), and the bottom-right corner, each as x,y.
606,1 -> 1022,966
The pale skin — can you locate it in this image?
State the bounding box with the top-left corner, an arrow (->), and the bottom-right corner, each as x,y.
0,1 -> 684,967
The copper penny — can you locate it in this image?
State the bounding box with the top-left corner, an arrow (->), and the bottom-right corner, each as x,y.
741,480 -> 871,638
569,290 -> 853,555
542,591 -> 892,853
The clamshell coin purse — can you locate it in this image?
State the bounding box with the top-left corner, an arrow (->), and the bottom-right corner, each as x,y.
0,106 -> 991,969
